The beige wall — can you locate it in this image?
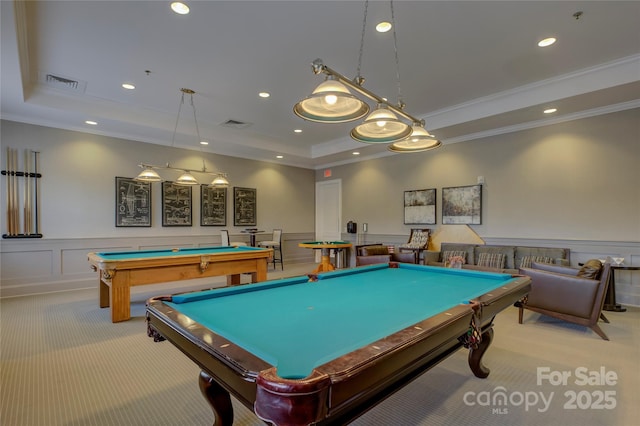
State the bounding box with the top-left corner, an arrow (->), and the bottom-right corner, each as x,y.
318,109 -> 640,243
0,120 -> 316,238
1,109 -> 639,302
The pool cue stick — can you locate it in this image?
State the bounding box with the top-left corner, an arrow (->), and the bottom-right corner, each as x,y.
25,149 -> 32,234
13,148 -> 19,235
10,148 -> 17,235
34,150 -> 40,235
5,147 -> 10,235
24,149 -> 28,234
11,148 -> 17,235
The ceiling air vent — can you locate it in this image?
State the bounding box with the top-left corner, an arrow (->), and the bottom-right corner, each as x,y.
38,72 -> 87,93
220,119 -> 252,129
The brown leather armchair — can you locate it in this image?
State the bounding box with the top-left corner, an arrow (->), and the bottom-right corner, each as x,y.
355,244 -> 416,266
516,260 -> 612,340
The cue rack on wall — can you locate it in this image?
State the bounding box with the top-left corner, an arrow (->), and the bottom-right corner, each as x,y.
1,147 -> 43,238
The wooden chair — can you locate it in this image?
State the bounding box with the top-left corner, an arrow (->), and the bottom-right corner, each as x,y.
398,228 -> 430,263
220,230 -> 247,247
258,229 -> 283,270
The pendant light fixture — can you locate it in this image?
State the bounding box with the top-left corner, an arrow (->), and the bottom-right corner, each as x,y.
135,88 -> 229,187
351,104 -> 412,143
388,123 -> 442,153
294,1 -> 441,151
293,75 -> 369,123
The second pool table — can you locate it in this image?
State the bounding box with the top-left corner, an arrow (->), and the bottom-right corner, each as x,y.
147,263 -> 530,425
88,245 -> 272,322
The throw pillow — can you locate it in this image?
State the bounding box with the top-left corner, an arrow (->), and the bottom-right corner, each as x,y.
477,252 -> 506,269
362,245 -> 389,256
519,256 -> 553,269
577,259 -> 602,279
441,250 -> 467,263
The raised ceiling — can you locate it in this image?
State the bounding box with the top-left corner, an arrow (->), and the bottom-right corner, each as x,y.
1,1 -> 639,169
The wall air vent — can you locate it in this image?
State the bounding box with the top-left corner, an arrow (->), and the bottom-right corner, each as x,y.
220,119 -> 252,129
38,72 -> 87,93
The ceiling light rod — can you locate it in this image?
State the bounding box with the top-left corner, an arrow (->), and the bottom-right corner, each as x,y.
137,162 -> 227,178
135,88 -> 229,187
309,58 -> 424,127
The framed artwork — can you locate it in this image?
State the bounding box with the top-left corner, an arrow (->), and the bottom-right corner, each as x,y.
442,184 -> 482,224
115,177 -> 151,227
201,185 -> 226,226
233,187 -> 256,226
404,188 -> 436,225
162,182 -> 192,226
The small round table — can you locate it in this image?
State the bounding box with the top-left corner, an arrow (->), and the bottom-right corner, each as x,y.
604,265 -> 639,312
299,241 -> 352,273
241,229 -> 264,247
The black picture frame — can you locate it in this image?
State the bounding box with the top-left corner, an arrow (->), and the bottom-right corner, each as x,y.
115,177 -> 151,227
442,184 -> 482,224
404,188 -> 436,225
162,182 -> 192,226
200,185 -> 226,226
233,187 -> 256,226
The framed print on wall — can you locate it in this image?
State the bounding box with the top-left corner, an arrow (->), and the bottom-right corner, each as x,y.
442,184 -> 482,224
233,187 -> 256,226
115,177 -> 151,227
162,182 -> 192,226
201,185 -> 226,226
404,188 -> 436,225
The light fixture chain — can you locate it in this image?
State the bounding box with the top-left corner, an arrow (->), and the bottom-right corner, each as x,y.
356,0 -> 369,81
390,0 -> 403,108
170,91 -> 186,148
188,93 -> 203,144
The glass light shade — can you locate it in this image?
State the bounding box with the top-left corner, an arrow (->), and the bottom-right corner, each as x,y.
135,167 -> 162,182
350,105 -> 412,143
175,172 -> 198,185
210,174 -> 229,188
388,124 -> 441,152
293,77 -> 369,123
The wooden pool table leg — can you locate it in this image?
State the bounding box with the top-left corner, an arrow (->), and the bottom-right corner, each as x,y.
468,326 -> 493,378
199,371 -> 233,426
226,274 -> 241,285
99,276 -> 110,308
110,271 -> 131,323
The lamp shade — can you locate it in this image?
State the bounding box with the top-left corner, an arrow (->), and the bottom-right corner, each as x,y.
175,172 -> 198,185
350,104 -> 412,143
135,167 -> 162,182
388,124 -> 441,152
294,77 -> 369,123
210,174 -> 229,188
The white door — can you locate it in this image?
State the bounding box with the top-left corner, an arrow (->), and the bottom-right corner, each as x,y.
315,179 -> 342,262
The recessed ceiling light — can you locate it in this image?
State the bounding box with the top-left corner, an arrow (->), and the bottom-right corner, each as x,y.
376,22 -> 392,33
544,108 -> 557,114
276,155 -> 283,159
352,151 -> 360,156
122,83 -> 135,90
538,37 -> 557,47
171,2 -> 190,15
200,141 -> 209,145
258,92 -> 270,98
85,120 -> 97,125
294,129 -> 302,133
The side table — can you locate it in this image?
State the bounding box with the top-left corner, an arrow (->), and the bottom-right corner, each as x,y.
604,265 -> 639,312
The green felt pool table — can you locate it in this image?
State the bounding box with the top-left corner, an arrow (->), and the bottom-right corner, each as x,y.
88,246 -> 272,322
146,262 -> 530,426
